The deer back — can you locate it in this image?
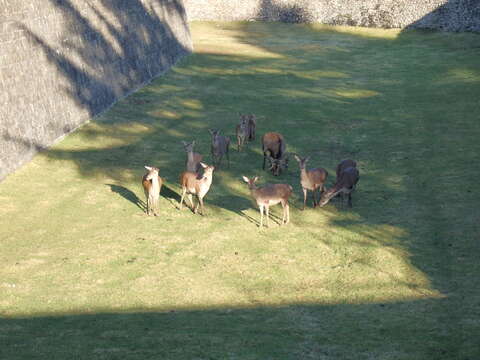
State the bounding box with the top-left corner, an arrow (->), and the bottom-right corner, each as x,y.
253,183 -> 292,204
336,159 -> 357,179
262,132 -> 285,159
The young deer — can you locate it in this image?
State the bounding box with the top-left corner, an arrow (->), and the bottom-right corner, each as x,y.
319,163 -> 359,208
240,113 -> 257,141
208,129 -> 230,168
179,163 -> 215,215
242,176 -> 293,228
294,155 -> 328,210
182,140 -> 203,173
142,166 -> 163,216
262,132 -> 286,176
235,117 -> 248,152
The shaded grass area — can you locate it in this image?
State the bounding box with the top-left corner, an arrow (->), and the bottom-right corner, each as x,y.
1,22 -> 480,359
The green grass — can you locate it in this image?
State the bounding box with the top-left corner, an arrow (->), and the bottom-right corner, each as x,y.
1,22 -> 480,359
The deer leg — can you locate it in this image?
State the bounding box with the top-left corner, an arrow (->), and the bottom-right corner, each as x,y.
146,197 -> 151,215
302,188 -> 307,210
265,206 -> 270,228
262,153 -> 266,170
348,193 -> 353,208
198,196 -> 204,216
285,202 -> 290,224
187,194 -> 195,212
259,205 -> 264,228
179,188 -> 186,210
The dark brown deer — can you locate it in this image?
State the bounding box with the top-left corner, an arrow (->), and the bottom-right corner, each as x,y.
182,140 -> 203,173
294,155 -> 328,210
208,129 -> 230,168
336,159 -> 357,179
262,132 -> 287,176
179,163 -> 215,215
242,176 -> 292,228
319,162 -> 359,208
235,117 -> 248,152
142,166 -> 163,216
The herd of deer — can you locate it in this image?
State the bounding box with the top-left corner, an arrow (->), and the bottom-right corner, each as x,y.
142,113 -> 360,227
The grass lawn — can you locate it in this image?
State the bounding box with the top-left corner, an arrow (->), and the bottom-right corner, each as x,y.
1,22 -> 480,359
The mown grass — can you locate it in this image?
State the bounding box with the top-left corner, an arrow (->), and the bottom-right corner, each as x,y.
1,22 -> 480,359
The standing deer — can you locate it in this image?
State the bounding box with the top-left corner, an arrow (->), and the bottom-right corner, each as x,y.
179,163 -> 215,215
235,117 -> 248,152
319,161 -> 359,208
239,113 -> 257,141
242,176 -> 292,228
262,132 -> 287,176
142,166 -> 163,216
182,140 -> 203,173
208,129 -> 230,168
294,155 -> 328,210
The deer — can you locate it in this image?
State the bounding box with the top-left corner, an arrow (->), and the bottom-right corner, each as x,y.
142,166 -> 163,216
208,129 -> 230,168
235,116 -> 248,152
294,154 -> 328,210
262,132 -> 287,176
179,162 -> 215,215
242,176 -> 293,228
319,161 -> 359,208
182,140 -> 203,174
336,159 -> 357,179
239,113 -> 257,141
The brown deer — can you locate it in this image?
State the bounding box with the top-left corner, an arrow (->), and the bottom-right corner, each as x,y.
319,162 -> 359,208
142,166 -> 163,216
294,154 -> 328,210
235,117 -> 248,152
208,129 -> 230,168
182,140 -> 203,173
262,132 -> 287,176
242,176 -> 293,228
179,163 -> 215,215
239,113 -> 257,141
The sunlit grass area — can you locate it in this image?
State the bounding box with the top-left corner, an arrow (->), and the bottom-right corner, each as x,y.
1,22 -> 480,359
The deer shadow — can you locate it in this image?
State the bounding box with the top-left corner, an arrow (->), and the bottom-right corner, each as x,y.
107,184 -> 145,211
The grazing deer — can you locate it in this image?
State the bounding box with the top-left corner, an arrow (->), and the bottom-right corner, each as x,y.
294,155 -> 328,210
319,163 -> 359,208
182,140 -> 203,173
179,163 -> 215,215
208,129 -> 230,168
240,113 -> 257,141
242,176 -> 292,228
336,159 -> 357,180
142,166 -> 163,216
262,132 -> 286,176
236,117 -> 248,152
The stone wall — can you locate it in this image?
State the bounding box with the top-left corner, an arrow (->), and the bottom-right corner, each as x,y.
183,0 -> 480,31
0,0 -> 192,181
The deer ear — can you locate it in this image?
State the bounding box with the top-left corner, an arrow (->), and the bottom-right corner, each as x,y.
200,162 -> 208,169
242,176 -> 249,183
294,154 -> 301,162
191,140 -> 195,146
144,166 -> 152,171
253,176 -> 259,183
305,156 -> 310,162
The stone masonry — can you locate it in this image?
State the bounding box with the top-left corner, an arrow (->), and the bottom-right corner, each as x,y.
183,0 -> 480,31
0,0 -> 192,181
